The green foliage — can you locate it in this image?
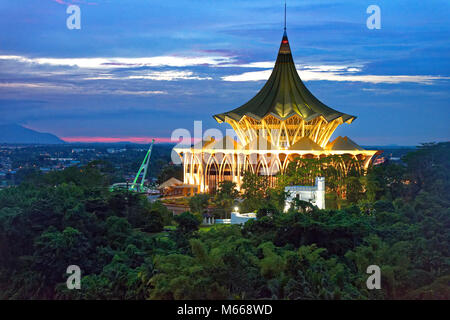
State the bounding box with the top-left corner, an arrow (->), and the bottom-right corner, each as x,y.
213,181 -> 239,216
189,193 -> 210,214
33,227 -> 91,285
144,211 -> 164,233
240,172 -> 286,213
157,164 -> 183,185
174,211 -> 200,235
171,211 -> 201,250
0,163 -> 176,299
281,154 -> 363,197
150,200 -> 173,226
346,176 -> 364,203
241,172 -> 270,212
0,143 -> 449,300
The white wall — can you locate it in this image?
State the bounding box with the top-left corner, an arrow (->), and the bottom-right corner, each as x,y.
285,177 -> 326,210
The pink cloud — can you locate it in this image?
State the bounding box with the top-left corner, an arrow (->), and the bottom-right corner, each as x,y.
61,136 -> 180,143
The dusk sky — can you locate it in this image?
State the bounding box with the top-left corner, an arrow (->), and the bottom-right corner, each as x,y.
0,0 -> 449,145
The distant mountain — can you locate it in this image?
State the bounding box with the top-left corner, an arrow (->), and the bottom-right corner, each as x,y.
0,124 -> 64,144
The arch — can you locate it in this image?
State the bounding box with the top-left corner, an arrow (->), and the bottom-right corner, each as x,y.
282,158 -> 290,173
242,154 -> 256,174
192,153 -> 204,185
302,153 -> 316,159
256,156 -> 269,177
205,155 -> 220,193
269,157 -> 282,176
219,157 -> 234,183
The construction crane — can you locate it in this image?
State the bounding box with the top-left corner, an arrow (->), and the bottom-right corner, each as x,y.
110,139 -> 157,193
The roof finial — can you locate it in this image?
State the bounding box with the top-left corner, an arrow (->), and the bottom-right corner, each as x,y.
284,1 -> 287,31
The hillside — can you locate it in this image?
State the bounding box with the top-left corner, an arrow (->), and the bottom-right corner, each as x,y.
0,124 -> 64,144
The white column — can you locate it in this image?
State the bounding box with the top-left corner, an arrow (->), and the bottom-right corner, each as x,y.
315,177 -> 325,209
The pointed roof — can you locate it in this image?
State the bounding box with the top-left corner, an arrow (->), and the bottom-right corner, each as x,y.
213,31 -> 356,124
207,136 -> 242,150
244,137 -> 277,151
192,136 -> 215,150
158,177 -> 183,189
289,136 -> 323,151
326,136 -> 364,151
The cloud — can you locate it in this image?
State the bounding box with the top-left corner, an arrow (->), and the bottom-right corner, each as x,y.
218,61 -> 275,68
0,82 -> 64,89
5,52 -> 446,86
218,61 -> 364,71
86,70 -> 212,81
222,70 -> 272,82
61,136 -> 175,143
219,61 -> 447,84
0,54 -> 233,69
0,53 -> 448,100
109,90 -> 168,96
221,64 -> 449,84
128,71 -> 212,81
0,82 -> 167,96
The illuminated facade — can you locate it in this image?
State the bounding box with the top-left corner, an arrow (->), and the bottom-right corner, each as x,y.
174,30 -> 379,193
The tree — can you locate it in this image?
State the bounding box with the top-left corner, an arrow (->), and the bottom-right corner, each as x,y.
157,164 -> 183,184
346,176 -> 363,203
241,172 -> 270,212
105,216 -> 133,249
174,212 -> 200,235
189,193 -> 210,214
1,143 -> 449,300
33,227 -> 91,287
173,211 -> 201,248
144,210 -> 164,233
150,200 -> 173,226
256,202 -> 279,219
362,169 -> 384,202
214,181 -> 239,216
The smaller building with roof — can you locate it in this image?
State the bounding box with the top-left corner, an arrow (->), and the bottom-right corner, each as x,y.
285,177 -> 326,210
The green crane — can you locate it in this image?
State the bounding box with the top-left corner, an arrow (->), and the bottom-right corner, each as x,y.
130,139 -> 155,192
110,139 -> 155,193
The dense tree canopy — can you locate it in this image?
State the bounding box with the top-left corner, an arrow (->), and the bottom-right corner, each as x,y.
0,143 -> 448,299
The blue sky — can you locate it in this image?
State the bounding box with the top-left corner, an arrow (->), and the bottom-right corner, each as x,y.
0,0 -> 448,145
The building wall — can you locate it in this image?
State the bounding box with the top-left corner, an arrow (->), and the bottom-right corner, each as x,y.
230,212 -> 257,224
285,177 -> 326,210
177,150 -> 375,194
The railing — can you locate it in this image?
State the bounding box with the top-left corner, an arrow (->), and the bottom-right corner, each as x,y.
215,219 -> 231,224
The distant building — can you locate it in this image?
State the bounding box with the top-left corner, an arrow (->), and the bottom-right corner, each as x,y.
285,177 -> 326,210
230,212 -> 257,224
72,148 -> 95,153
158,177 -> 197,197
106,148 -> 126,154
373,157 -> 386,166
49,157 -> 74,162
211,212 -> 257,225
